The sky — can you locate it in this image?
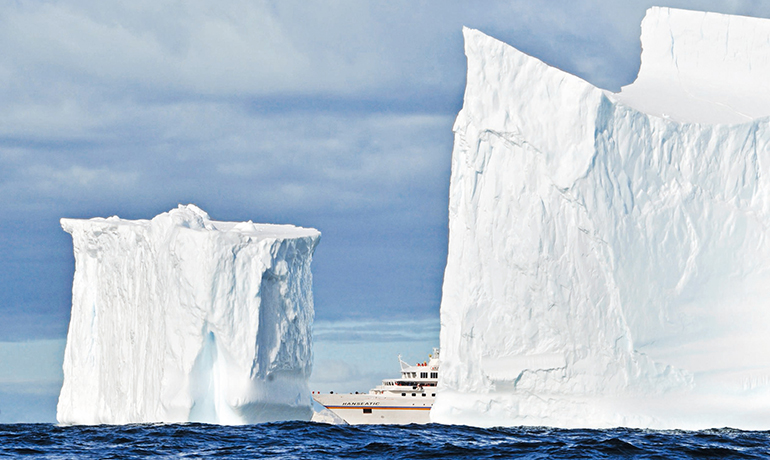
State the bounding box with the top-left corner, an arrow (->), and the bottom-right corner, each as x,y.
2,0 -> 770,423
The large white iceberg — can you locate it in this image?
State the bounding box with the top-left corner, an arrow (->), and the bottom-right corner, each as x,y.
433,7 -> 770,429
57,205 -> 320,425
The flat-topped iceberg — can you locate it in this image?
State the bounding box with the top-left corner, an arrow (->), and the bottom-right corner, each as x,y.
433,7 -> 770,429
57,205 -> 320,425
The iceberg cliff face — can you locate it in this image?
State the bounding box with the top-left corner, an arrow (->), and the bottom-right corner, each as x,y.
57,205 -> 320,425
433,8 -> 770,429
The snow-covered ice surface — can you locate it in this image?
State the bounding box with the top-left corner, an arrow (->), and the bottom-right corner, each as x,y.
615,8 -> 770,124
433,7 -> 770,429
57,205 -> 320,425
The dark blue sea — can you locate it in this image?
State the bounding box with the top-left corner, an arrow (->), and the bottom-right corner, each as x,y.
2,422 -> 768,459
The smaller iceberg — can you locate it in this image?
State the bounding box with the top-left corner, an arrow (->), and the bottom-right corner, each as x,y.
57,205 -> 320,425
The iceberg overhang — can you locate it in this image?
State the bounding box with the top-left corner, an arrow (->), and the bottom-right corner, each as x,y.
433,7 -> 770,429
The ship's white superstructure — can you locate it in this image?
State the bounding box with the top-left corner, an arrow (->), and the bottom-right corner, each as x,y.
313,349 -> 439,424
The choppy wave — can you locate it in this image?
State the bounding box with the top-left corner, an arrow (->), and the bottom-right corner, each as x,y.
1,422 -> 769,459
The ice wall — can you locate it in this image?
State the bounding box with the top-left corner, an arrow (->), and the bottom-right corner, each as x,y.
57,205 -> 320,425
433,8 -> 770,429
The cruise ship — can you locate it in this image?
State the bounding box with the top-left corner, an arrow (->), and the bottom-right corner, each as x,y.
312,349 -> 439,424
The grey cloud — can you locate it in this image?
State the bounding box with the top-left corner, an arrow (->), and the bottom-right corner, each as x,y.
310,359 -> 362,384
0,0 -> 463,104
314,318 -> 440,344
3,0 -> 769,108
2,104 -> 451,215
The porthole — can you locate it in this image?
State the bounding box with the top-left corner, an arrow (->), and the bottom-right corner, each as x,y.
412,393 -> 416,396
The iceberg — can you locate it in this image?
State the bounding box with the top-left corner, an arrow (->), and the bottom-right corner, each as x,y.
57,205 -> 320,425
433,7 -> 770,429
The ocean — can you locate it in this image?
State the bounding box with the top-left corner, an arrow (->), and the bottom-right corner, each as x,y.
1,422 -> 768,459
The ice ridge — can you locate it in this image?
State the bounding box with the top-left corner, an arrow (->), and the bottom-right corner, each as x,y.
433,8 -> 770,429
57,205 -> 320,425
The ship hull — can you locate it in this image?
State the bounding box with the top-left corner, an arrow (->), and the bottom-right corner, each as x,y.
313,393 -> 432,425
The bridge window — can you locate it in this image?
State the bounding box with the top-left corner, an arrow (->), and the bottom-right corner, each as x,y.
431,372 -> 438,379
420,372 -> 428,378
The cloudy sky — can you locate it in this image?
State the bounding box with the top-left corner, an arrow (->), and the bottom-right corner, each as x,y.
2,0 -> 769,422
